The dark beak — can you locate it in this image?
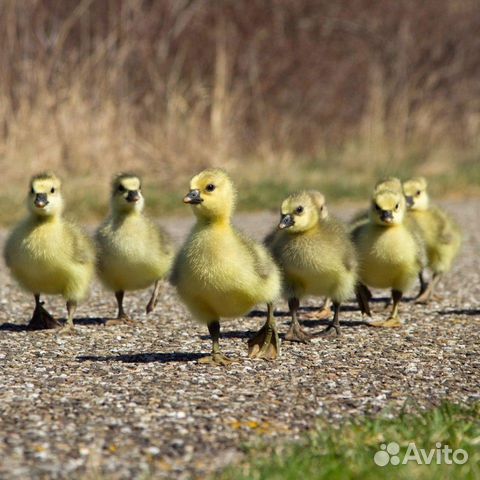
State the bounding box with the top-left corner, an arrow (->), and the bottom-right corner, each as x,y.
405,196 -> 414,207
380,210 -> 393,223
183,189 -> 203,204
278,214 -> 295,229
126,190 -> 141,203
34,193 -> 49,208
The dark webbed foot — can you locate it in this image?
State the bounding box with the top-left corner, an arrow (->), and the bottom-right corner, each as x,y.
284,322 -> 311,343
318,301 -> 342,337
27,296 -> 62,331
248,304 -> 280,360
106,291 -> 135,325
284,297 -> 310,343
319,322 -> 341,336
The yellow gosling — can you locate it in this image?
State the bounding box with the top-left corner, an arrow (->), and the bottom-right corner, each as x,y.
267,191 -> 357,341
171,169 -> 281,364
4,172 -> 94,332
403,177 -> 462,303
352,187 -> 426,327
95,174 -> 174,324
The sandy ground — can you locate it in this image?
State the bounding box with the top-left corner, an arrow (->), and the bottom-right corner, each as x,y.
0,201 -> 478,479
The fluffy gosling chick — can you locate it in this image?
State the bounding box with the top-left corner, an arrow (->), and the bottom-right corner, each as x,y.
4,172 -> 95,331
266,191 -> 333,326
171,168 -> 282,364
403,177 -> 462,303
352,188 -> 426,327
267,191 -> 357,340
95,174 -> 174,324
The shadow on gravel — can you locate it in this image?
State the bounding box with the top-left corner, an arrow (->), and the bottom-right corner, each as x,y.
0,322 -> 28,332
73,317 -> 107,326
437,308 -> 480,316
77,352 -> 206,363
302,319 -> 368,329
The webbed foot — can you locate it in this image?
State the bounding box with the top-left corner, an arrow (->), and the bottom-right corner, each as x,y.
367,317 -> 403,328
198,352 -> 236,366
248,321 -> 280,360
414,286 -> 432,304
284,322 -> 311,343
316,306 -> 333,320
318,321 -> 342,337
105,314 -> 135,326
27,302 -> 62,331
57,324 -> 77,335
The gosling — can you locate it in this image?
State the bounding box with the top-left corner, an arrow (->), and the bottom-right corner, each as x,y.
171,168 -> 281,364
352,187 -> 426,327
403,177 -> 462,303
4,172 -> 95,331
95,173 -> 174,324
267,191 -> 357,341
264,190 -> 332,322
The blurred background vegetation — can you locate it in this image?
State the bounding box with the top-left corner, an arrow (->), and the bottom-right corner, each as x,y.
1,0 -> 479,223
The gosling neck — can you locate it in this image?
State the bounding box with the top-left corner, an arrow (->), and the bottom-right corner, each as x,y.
30,212 -> 61,225
196,213 -> 231,229
111,206 -> 144,221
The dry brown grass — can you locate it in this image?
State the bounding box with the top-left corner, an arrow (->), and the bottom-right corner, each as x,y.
0,0 -> 479,224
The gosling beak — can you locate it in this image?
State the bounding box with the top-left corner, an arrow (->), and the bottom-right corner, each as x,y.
183,189 -> 203,205
405,196 -> 414,207
278,214 -> 295,229
380,210 -> 393,223
34,193 -> 49,208
126,190 -> 141,203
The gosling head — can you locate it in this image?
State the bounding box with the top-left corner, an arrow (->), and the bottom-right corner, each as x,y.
28,172 -> 63,218
278,192 -> 320,233
370,189 -> 406,226
183,168 -> 236,221
403,177 -> 429,211
111,173 -> 144,214
374,176 -> 402,193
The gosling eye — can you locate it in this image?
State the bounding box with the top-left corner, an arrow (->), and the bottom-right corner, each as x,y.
395,203 -> 399,210
416,190 -> 421,196
30,187 -> 35,194
206,184 -> 216,192
50,187 -> 55,194
118,185 -> 126,193
295,206 -> 304,215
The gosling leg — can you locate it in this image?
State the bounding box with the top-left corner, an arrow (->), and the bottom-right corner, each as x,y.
198,320 -> 235,365
58,300 -> 77,334
27,294 -> 61,331
368,289 -> 403,327
415,272 -> 441,304
146,280 -> 161,314
317,297 -> 333,320
285,297 -> 311,343
105,290 -> 134,326
355,283 -> 372,317
319,301 -> 342,336
248,303 -> 280,360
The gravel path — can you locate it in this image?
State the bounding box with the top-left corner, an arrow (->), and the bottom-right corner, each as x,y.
0,201 -> 479,479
